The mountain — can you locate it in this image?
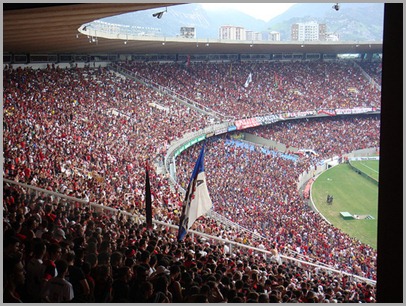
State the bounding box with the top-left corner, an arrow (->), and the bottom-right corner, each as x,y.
266,3 -> 384,41
98,3 -> 384,42
101,3 -> 267,38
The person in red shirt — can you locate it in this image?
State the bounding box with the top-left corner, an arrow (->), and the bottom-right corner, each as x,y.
43,243 -> 62,281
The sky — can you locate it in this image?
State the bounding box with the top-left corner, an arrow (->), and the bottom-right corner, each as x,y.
200,3 -> 297,22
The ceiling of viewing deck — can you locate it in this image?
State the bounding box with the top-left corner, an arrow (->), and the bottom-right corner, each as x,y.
4,3 -> 382,55
3,3 -> 181,54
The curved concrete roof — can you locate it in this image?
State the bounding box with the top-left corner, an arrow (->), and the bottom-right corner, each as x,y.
4,3 -> 382,56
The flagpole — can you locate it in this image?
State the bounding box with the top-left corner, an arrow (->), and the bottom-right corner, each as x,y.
145,161 -> 153,230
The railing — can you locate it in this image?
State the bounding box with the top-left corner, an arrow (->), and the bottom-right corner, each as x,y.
38,64 -> 379,284
207,210 -> 268,241
109,64 -> 235,122
160,113 -> 379,282
164,111 -> 380,185
3,178 -> 376,285
353,60 -> 382,92
109,63 -> 381,128
163,122 -> 231,184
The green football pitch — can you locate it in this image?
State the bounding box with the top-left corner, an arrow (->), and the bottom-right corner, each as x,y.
350,160 -> 379,181
311,162 -> 378,250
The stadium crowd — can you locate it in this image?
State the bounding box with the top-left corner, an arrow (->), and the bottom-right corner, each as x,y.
175,117 -> 379,280
3,64 -> 210,216
3,60 -> 379,302
249,115 -> 380,161
357,62 -> 382,87
118,60 -> 381,119
3,182 -> 377,302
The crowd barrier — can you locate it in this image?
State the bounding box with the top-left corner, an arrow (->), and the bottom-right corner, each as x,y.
3,178 -> 376,285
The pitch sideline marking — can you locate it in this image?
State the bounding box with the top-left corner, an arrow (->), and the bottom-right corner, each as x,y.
359,161 -> 379,174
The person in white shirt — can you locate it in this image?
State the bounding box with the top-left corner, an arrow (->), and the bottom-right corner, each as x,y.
42,259 -> 74,302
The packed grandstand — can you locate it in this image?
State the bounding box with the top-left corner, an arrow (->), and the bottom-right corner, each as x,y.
3,54 -> 383,302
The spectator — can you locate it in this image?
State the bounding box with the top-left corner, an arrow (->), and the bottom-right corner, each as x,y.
168,264 -> 183,302
4,235 -> 22,258
111,266 -> 133,302
43,243 -> 62,281
110,251 -> 124,279
3,62 -> 379,302
24,239 -> 47,302
134,280 -> 155,302
258,292 -> 270,303
4,252 -> 26,303
93,264 -> 113,302
82,261 -> 95,302
129,264 -> 150,302
42,259 -> 74,302
151,273 -> 173,303
65,250 -> 91,302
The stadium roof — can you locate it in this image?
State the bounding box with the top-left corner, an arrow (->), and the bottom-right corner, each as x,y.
4,3 -> 383,56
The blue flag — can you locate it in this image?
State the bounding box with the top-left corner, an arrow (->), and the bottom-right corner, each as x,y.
177,144 -> 213,241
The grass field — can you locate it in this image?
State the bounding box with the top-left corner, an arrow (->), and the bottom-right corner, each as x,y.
350,160 -> 379,181
311,163 -> 378,250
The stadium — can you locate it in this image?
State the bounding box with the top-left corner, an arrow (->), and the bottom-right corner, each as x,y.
3,3 -> 402,303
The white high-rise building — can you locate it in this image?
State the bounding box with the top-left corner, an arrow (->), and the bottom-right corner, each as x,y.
219,25 -> 246,40
291,21 -> 327,41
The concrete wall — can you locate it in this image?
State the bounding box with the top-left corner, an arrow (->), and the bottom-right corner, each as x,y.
243,133 -> 289,152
